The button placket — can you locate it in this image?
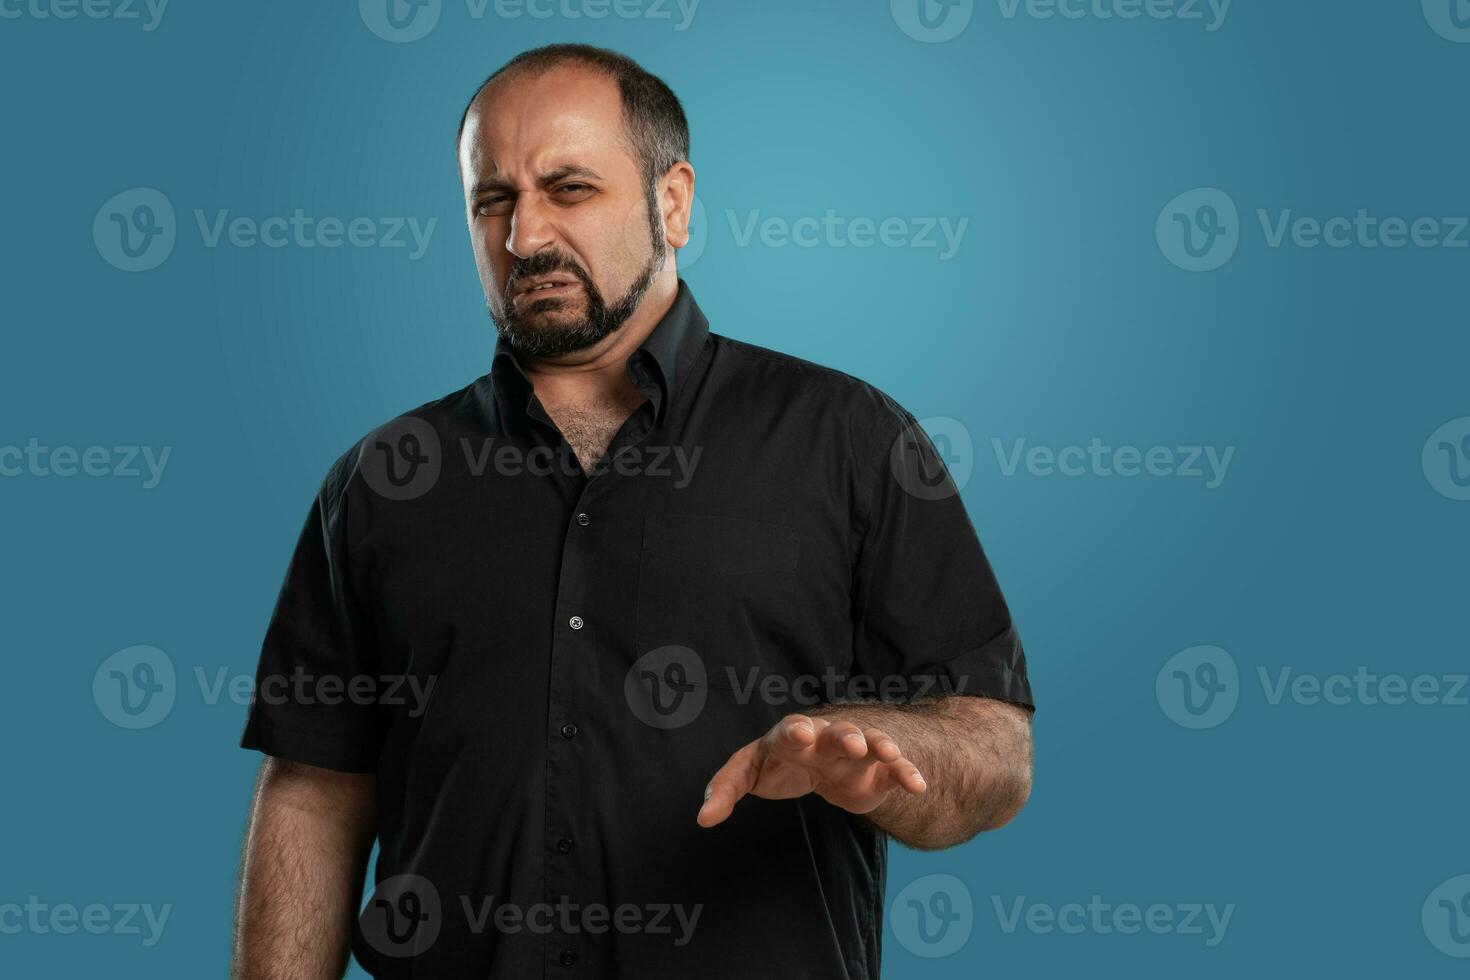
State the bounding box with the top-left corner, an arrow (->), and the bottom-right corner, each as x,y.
546,482 -> 614,972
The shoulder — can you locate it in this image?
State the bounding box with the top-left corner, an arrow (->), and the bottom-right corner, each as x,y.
316,377 -> 487,506
710,334 -> 917,433
708,334 -> 920,461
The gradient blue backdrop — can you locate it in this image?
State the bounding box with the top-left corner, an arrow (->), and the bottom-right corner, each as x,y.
2,0 -> 1468,976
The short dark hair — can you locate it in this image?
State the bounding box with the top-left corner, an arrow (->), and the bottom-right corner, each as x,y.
455,43 -> 690,189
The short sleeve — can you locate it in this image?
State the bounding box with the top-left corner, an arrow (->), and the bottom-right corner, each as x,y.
239,455 -> 386,771
849,406 -> 1034,712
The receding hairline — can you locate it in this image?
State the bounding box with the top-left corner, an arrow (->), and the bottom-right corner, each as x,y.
457,60 -> 626,157
454,45 -> 690,191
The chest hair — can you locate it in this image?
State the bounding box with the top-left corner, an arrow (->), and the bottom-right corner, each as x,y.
541,395 -> 645,473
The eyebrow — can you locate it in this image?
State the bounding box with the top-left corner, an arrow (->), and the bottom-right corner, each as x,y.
471,165 -> 605,196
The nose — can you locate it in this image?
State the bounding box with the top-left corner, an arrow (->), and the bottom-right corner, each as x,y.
505,194 -> 555,259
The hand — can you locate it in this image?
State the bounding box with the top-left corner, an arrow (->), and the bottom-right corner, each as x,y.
696,713 -> 927,827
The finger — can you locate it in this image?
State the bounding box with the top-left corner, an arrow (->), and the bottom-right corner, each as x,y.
886,757 -> 927,795
764,714 -> 819,759
815,720 -> 869,759
863,728 -> 902,763
696,742 -> 761,828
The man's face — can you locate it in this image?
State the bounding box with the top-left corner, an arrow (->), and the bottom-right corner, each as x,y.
458,66 -> 668,358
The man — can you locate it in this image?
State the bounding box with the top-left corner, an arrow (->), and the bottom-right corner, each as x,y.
233,43 -> 1034,980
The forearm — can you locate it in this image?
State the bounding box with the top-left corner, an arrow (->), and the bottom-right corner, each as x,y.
232,759 -> 377,980
812,695 -> 1032,849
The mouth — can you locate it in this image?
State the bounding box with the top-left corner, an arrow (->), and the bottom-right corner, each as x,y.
512,275 -> 581,302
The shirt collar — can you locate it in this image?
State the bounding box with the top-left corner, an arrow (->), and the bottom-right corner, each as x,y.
487,277 -> 710,430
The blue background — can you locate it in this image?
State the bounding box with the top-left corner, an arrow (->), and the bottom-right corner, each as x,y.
2,0 -> 1468,975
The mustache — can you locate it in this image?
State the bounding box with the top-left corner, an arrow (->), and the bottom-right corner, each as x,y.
506,255 -> 589,300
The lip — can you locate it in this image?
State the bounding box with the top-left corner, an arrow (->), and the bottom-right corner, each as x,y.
512,277 -> 580,300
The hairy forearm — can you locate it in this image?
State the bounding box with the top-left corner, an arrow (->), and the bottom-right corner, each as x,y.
812,695 -> 1033,849
232,759 -> 377,980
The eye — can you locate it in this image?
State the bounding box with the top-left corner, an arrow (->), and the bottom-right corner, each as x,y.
553,183 -> 595,202
476,196 -> 514,217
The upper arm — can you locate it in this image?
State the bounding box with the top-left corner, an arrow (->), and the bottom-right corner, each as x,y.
850,406 -> 1035,711
240,455 -> 388,774
254,756 -> 377,839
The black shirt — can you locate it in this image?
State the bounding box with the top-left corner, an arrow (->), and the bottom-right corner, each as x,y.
240,278 -> 1033,979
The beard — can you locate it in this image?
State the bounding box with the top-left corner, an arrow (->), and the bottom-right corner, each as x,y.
489,190 -> 667,359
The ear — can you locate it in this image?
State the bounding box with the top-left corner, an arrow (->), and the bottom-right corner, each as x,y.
658,161 -> 696,249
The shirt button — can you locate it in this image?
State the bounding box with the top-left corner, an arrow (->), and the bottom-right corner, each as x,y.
560,949 -> 576,967
569,615 -> 584,630
576,512 -> 590,526
561,723 -> 578,739
556,837 -> 573,853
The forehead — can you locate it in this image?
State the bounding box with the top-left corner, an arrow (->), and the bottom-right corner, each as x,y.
457,65 -> 634,183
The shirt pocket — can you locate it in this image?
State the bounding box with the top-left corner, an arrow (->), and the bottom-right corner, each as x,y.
634,514 -> 801,692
